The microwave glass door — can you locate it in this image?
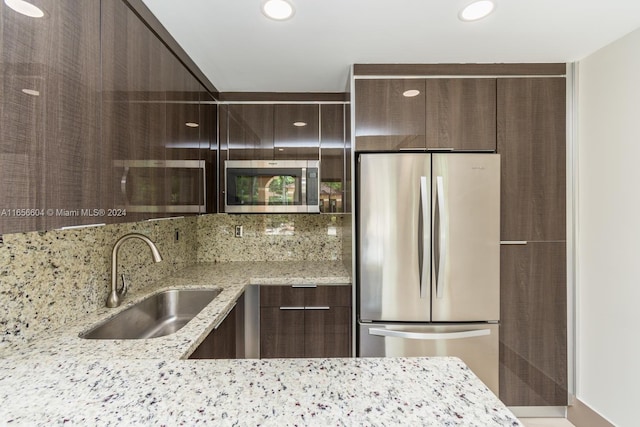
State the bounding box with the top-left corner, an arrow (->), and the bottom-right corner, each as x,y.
227,168 -> 303,206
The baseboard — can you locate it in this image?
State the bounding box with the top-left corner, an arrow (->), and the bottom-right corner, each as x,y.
568,398 -> 615,427
509,406 -> 566,418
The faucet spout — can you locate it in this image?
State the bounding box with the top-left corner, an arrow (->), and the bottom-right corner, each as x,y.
107,233 -> 163,308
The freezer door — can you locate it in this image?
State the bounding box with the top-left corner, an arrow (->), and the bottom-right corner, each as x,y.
358,153 -> 431,322
431,154 -> 500,322
359,322 -> 499,394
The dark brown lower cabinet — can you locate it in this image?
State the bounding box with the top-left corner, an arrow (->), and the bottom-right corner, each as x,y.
304,307 -> 351,358
499,242 -> 567,406
260,307 -> 305,358
259,285 -> 352,359
189,305 -> 237,359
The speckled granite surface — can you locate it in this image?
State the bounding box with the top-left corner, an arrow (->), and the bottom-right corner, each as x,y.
197,213 -> 344,262
0,262 -> 521,426
0,261 -> 351,360
0,217 -> 198,345
0,357 -> 521,426
1,213 -> 347,347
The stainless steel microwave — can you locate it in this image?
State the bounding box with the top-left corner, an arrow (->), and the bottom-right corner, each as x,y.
114,159 -> 207,213
225,160 -> 320,213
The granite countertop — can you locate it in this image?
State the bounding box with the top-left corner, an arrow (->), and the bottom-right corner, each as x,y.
1,261 -> 351,360
0,261 -> 522,426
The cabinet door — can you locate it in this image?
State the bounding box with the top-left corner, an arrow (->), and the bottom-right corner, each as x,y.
355,79 -> 426,151
274,104 -> 319,160
260,307 -> 305,358
304,306 -> 351,358
227,104 -> 274,160
320,104 -> 345,213
426,79 -> 496,151
497,78 -> 566,241
1,0 -> 101,233
102,0 -> 167,222
499,242 -> 567,406
304,285 -> 352,358
189,305 -> 237,359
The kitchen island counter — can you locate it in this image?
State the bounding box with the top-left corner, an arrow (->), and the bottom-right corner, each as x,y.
0,261 -> 521,425
0,356 -> 520,426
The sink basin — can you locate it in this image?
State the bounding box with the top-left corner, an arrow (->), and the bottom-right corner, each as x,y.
80,288 -> 221,340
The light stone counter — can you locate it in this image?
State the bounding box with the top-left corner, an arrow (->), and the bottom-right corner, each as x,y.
0,261 -> 351,360
0,261 -> 522,426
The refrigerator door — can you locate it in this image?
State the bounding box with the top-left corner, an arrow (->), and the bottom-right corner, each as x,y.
358,153 -> 431,322
359,322 -> 499,394
431,154 -> 500,322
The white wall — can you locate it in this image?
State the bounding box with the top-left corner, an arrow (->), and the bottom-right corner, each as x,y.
578,26 -> 640,427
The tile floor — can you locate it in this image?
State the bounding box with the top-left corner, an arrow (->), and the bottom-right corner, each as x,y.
519,418 -> 575,427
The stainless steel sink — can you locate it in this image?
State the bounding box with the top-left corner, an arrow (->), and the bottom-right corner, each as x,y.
80,288 -> 221,339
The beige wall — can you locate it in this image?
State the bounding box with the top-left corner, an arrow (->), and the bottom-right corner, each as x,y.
577,25 -> 640,427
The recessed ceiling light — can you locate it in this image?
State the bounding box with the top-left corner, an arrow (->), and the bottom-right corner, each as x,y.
185,122 -> 199,128
262,0 -> 295,21
4,0 -> 45,18
278,148 -> 285,151
21,88 -> 40,96
293,121 -> 307,127
459,0 -> 495,22
403,89 -> 421,97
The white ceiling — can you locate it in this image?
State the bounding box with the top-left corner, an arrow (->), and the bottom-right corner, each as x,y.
141,0 -> 640,93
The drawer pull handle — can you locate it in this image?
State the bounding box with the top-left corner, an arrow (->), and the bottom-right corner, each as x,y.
304,306 -> 330,310
291,284 -> 317,288
279,306 -> 305,310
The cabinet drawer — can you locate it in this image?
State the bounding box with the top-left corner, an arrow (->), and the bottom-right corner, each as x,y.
260,286 -> 305,307
304,285 -> 351,307
260,285 -> 352,307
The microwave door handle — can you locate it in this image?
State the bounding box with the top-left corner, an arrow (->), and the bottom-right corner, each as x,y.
368,328 -> 490,340
120,166 -> 130,206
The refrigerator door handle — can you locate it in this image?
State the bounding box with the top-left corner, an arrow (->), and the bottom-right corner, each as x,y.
419,176 -> 430,298
435,176 -> 447,299
368,328 -> 491,340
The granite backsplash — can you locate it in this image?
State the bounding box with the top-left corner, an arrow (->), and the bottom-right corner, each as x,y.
0,213 -> 349,348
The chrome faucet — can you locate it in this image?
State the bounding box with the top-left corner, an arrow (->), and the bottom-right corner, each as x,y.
107,233 -> 162,308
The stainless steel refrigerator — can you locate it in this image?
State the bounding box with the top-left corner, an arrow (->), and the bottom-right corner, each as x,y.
357,153 -> 501,394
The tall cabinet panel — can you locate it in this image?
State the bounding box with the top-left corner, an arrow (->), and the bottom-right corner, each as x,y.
500,243 -> 567,406
497,78 -> 566,241
497,77 -> 567,406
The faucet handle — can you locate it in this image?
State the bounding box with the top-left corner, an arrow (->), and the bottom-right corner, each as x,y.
118,274 -> 128,297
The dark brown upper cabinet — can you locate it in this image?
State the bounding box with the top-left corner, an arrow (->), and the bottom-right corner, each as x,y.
102,0 -> 168,222
425,79 -> 496,151
355,78 -> 496,152
227,104 -> 274,161
320,104 -> 345,213
355,79 -> 427,151
274,104 -> 320,160
1,0 -> 102,233
497,78 -> 566,241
